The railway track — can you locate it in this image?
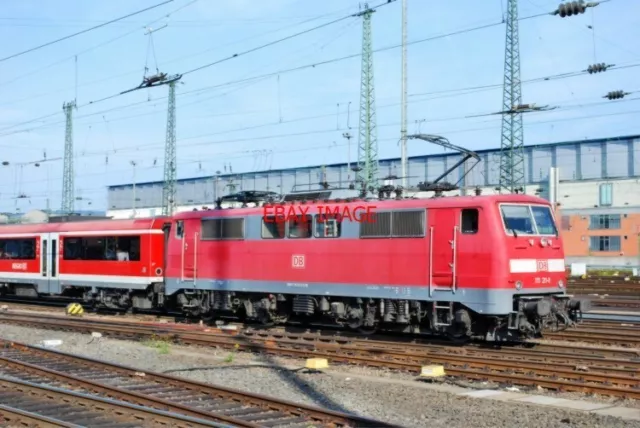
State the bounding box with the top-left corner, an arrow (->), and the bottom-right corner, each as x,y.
0,375 -> 225,428
0,338 -> 391,428
1,312 -> 639,400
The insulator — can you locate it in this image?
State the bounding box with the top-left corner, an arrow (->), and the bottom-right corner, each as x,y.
587,63 -> 608,74
556,1 -> 587,17
603,90 -> 626,100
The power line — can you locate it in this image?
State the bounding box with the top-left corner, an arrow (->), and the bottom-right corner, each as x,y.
0,0 -> 175,64
181,0 -> 396,76
0,5 -> 619,135
5,110 -> 639,198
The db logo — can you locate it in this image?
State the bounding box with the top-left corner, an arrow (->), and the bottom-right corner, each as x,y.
536,260 -> 549,272
292,255 -> 305,269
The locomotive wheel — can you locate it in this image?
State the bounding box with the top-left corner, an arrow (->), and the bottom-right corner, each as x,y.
357,326 -> 378,335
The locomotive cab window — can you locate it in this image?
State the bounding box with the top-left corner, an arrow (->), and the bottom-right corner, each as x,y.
315,214 -> 341,238
288,215 -> 312,238
531,206 -> 558,236
500,204 -> 557,236
262,216 -> 285,239
461,209 -> 479,234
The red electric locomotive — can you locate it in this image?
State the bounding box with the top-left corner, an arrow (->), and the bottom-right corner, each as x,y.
0,194 -> 589,341
164,194 -> 588,341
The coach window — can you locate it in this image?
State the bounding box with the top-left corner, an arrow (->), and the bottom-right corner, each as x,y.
314,214 -> 341,238
262,216 -> 285,239
62,236 -> 140,261
0,238 -> 36,259
288,215 -> 312,238
461,209 -> 479,234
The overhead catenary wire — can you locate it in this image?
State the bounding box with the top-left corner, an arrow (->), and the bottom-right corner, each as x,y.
5,110 -> 640,200
0,0 -> 175,64
0,3 -> 618,134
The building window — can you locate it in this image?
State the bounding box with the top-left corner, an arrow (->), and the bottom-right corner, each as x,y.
461,209 -> 479,234
589,236 -> 621,252
560,216 -> 571,230
589,214 -> 621,230
599,183 -> 613,206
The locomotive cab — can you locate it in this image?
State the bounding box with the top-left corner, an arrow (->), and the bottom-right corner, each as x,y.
495,201 -> 589,339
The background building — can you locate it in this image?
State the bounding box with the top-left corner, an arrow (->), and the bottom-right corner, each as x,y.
106,134 -> 640,268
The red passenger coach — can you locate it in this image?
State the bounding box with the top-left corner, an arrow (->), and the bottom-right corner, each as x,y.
165,194 -> 589,341
0,218 -> 166,309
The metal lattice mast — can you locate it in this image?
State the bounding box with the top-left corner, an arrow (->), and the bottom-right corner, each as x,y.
498,0 -> 525,193
61,101 -> 76,214
162,81 -> 177,216
356,4 -> 379,192
400,0 -> 408,190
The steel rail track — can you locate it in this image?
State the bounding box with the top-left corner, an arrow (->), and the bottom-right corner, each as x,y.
0,375 -> 226,427
1,313 -> 639,400
0,339 -> 392,428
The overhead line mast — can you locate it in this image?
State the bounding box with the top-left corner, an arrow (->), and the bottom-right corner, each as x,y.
400,0 -> 408,191
355,3 -> 379,195
61,101 -> 76,214
498,0 -> 525,194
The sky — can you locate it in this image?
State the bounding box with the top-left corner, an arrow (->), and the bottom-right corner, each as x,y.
0,0 -> 639,213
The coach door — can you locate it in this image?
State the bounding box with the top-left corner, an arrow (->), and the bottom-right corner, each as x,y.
40,233 -> 60,294
428,209 -> 457,293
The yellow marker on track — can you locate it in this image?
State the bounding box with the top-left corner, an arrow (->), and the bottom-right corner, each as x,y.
66,303 -> 84,316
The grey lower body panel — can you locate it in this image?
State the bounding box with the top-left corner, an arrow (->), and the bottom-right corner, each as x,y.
166,277 -> 566,315
0,277 -> 150,295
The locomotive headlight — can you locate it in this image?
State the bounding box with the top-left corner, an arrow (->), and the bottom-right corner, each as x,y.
558,280 -> 565,289
515,280 -> 523,290
540,238 -> 549,247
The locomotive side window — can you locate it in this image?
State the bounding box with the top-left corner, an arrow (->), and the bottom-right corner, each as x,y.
392,210 -> 425,237
201,218 -> 245,240
461,209 -> 479,234
360,212 -> 391,238
175,220 -> 184,239
262,216 -> 285,239
0,238 -> 36,259
288,215 -> 312,239
314,214 -> 341,238
62,236 -> 141,261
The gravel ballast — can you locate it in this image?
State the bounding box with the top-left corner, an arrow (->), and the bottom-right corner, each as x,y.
0,323 -> 639,428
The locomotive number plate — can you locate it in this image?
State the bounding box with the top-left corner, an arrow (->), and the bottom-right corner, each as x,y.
292,255 -> 305,269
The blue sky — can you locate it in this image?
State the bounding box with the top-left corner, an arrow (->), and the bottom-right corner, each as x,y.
0,0 -> 638,212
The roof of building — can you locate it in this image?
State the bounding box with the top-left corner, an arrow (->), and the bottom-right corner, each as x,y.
108,134 -> 640,190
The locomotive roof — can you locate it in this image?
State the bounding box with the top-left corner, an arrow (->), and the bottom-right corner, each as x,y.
173,193 -> 551,219
0,216 -> 167,234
